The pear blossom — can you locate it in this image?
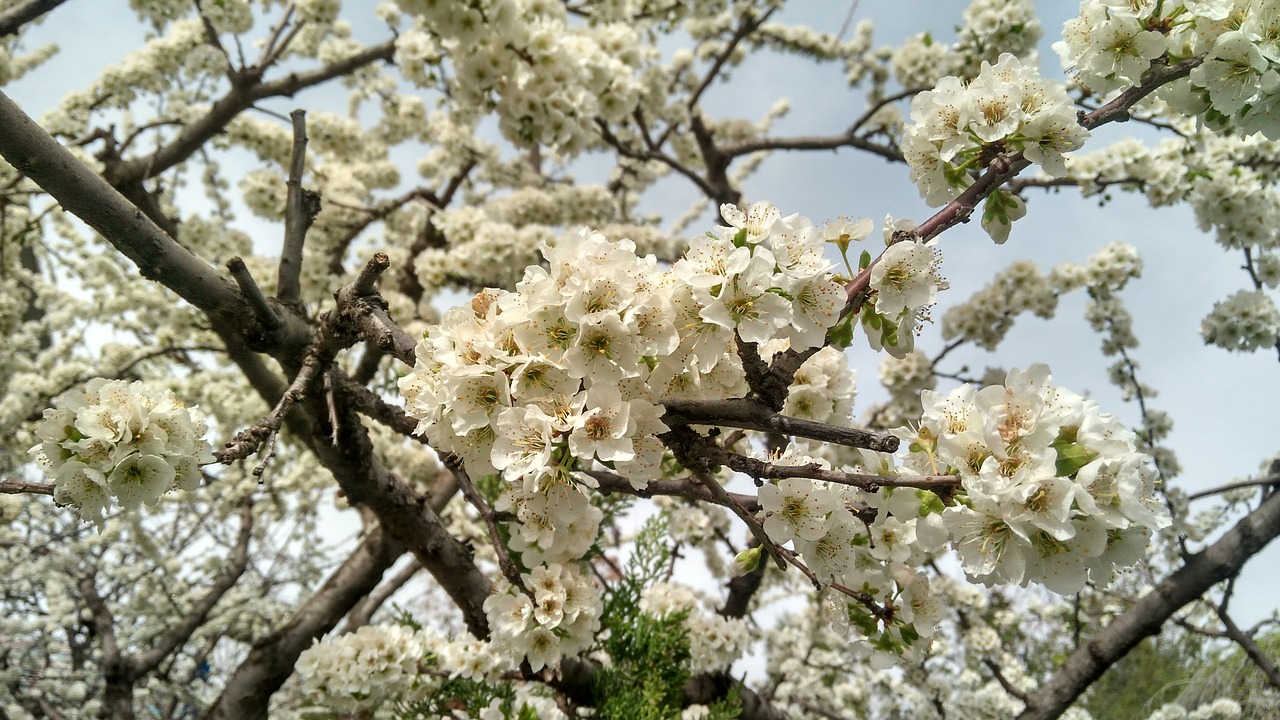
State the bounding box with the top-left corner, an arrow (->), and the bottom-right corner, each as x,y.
759,477 -> 838,545
30,379 -> 213,526
903,364 -> 1171,593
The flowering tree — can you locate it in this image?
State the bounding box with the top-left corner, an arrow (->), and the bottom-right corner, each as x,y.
1,0 -> 1279,719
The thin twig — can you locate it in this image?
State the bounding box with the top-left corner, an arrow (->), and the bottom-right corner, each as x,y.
215,343 -> 326,479
1214,580 -> 1280,692
692,469 -> 786,571
1185,475 -> 1280,502
226,257 -> 283,331
662,397 -> 900,453
718,453 -> 960,495
0,480 -> 54,495
449,464 -> 529,595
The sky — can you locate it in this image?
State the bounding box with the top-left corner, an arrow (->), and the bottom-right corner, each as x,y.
5,0 -> 1279,629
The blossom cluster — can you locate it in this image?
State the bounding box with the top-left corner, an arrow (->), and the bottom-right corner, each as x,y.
890,0 -> 1043,88
30,379 -> 214,526
1056,0 -> 1280,139
1200,288 -> 1280,351
495,482 -> 602,566
751,446 -> 949,662
294,622 -> 569,717
639,582 -> 752,674
394,0 -> 650,155
901,53 -> 1089,241
903,364 -> 1172,594
762,341 -> 857,426
398,202 -> 849,495
294,624 -> 429,715
484,563 -> 601,672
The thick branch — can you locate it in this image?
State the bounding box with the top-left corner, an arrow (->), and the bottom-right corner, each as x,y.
340,470 -> 458,635
335,254 -> 419,366
0,90 -> 255,328
201,523 -> 404,720
1018,487 -> 1280,720
300,276 -> 494,638
0,0 -> 66,36
78,573 -> 135,720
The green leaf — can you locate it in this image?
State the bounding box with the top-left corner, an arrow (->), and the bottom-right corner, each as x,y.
1053,441 -> 1098,479
829,314 -> 855,349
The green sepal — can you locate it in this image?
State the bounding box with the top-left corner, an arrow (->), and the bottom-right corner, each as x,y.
733,546 -> 762,576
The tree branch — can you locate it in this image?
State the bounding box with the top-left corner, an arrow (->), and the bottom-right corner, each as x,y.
587,469 -> 760,511
0,0 -> 66,37
0,90 -> 265,331
661,397 -> 900,453
130,497 -> 255,678
334,253 -> 419,365
339,558 -> 423,634
910,55 -> 1205,245
1213,579 -> 1280,693
78,572 -> 135,720
0,480 -> 53,495
200,522 -> 404,720
1018,487 -> 1280,720
340,466 -> 460,627
277,109 -> 319,304
102,39 -> 396,187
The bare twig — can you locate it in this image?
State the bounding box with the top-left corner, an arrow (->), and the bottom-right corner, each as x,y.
587,469 -> 761,512
662,397 -> 900,453
215,343 -> 326,478
0,480 -> 54,495
255,1 -> 298,70
1187,475 -> 1280,502
226,257 -> 283,331
450,463 -> 529,594
277,109 -> 319,304
692,468 -> 787,571
131,497 -> 255,677
716,453 -> 960,495
340,558 -> 423,633
685,7 -> 775,111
